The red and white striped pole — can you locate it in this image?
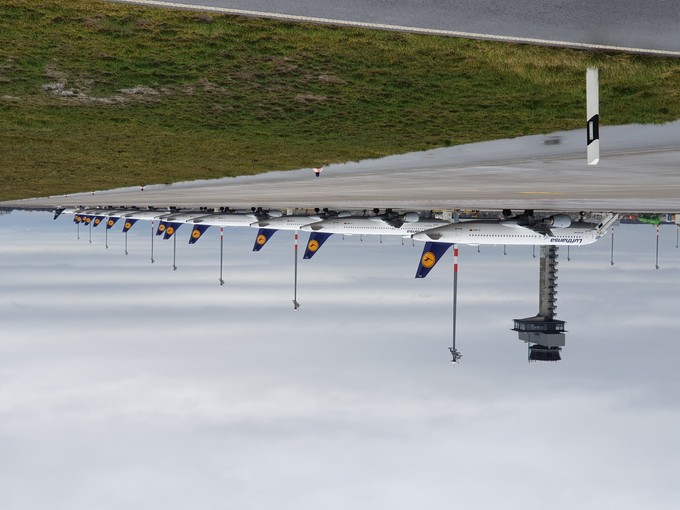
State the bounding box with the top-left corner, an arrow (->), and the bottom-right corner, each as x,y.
293,231 -> 300,310
151,219 -> 155,263
219,227 -> 224,285
450,244 -> 461,363
655,224 -> 660,270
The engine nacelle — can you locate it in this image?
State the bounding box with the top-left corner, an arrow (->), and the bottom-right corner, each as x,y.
401,212 -> 420,223
267,209 -> 283,218
545,214 -> 571,228
337,211 -> 352,218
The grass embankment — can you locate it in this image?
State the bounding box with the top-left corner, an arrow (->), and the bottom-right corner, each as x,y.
1,0 -> 679,201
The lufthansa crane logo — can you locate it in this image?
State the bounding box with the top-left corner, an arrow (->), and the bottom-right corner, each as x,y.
94,218 -> 101,225
421,251 -> 436,268
307,240 -> 320,252
256,234 -> 267,245
124,222 -> 132,229
158,224 -> 166,232
192,229 -> 201,239
107,219 -> 114,227
166,227 -> 175,236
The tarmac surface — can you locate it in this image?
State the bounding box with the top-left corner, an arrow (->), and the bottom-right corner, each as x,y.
112,0 -> 680,56
6,122 -> 680,214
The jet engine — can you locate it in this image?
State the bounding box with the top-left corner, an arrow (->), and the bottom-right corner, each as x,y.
401,212 -> 420,223
545,214 -> 571,228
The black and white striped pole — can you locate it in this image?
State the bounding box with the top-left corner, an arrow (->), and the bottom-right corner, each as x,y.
587,68 -> 600,166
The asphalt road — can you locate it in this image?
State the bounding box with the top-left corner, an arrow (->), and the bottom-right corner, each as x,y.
112,0 -> 680,56
7,122 -> 680,214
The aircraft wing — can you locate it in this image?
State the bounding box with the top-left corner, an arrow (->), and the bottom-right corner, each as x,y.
522,222 -> 554,236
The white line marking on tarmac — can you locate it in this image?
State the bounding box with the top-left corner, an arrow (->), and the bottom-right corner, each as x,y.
111,0 -> 680,57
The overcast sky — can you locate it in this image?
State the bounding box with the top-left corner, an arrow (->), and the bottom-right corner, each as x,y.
1,210 -> 679,510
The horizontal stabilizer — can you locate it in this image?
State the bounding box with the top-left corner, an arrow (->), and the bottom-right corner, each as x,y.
303,232 -> 333,259
189,224 -> 211,245
252,228 -> 277,251
415,241 -> 453,278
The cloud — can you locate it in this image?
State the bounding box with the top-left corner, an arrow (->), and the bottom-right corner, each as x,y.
1,211 -> 679,509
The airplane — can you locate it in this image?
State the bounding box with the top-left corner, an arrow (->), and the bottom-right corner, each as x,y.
181,208 -> 287,244
413,212 -> 619,277
248,210 -> 351,251
300,211 -> 452,259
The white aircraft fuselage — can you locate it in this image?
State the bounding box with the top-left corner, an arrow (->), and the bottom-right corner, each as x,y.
253,215 -> 322,230
413,219 -> 610,246
188,213 -> 258,227
301,217 -> 451,236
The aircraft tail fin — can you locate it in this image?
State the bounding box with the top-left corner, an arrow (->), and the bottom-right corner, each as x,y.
303,232 -> 333,259
156,221 -> 168,236
106,217 -> 120,229
122,218 -> 138,233
189,224 -> 211,244
415,242 -> 453,278
252,228 -> 277,251
163,222 -> 182,239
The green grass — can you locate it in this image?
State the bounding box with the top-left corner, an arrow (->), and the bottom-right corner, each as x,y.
1,0 -> 679,200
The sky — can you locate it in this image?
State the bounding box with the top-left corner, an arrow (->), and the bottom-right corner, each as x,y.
1,210 -> 679,510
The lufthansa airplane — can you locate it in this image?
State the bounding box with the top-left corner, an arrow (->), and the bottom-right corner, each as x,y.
300,212 -> 452,259
412,212 -> 619,277
250,213 -> 323,251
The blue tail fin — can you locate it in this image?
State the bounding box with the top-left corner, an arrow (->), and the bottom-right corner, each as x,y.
415,242 -> 452,278
106,217 -> 120,229
156,221 -> 168,236
189,224 -> 211,244
163,222 -> 182,240
303,232 -> 333,259
252,228 -> 277,251
122,218 -> 138,233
